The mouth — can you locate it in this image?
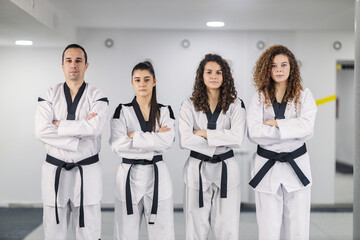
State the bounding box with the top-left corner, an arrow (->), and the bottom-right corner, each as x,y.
275,75 -> 283,78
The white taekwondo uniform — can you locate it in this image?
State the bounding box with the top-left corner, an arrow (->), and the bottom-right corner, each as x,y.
109,97 -> 175,240
247,88 -> 317,240
35,82 -> 109,240
179,98 -> 246,240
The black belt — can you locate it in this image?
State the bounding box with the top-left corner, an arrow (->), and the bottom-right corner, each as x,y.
249,144 -> 310,188
190,150 -> 234,208
46,154 -> 99,228
122,155 -> 163,224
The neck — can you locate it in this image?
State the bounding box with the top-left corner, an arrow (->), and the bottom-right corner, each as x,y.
136,94 -> 152,108
65,79 -> 84,97
275,81 -> 287,93
207,88 -> 220,105
274,81 -> 287,101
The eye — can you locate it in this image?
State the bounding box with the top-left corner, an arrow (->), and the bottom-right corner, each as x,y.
281,63 -> 288,67
217,71 -> 222,75
76,60 -> 82,63
271,64 -> 276,68
205,70 -> 211,74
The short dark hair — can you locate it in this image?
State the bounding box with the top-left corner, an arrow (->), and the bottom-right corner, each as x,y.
62,44 -> 88,64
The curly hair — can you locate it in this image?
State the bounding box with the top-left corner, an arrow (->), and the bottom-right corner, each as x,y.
253,45 -> 303,111
191,54 -> 237,113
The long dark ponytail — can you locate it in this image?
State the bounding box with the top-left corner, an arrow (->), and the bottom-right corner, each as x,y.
131,61 -> 160,131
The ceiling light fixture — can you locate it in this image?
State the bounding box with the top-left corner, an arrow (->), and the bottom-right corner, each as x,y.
206,21 -> 225,28
15,40 -> 33,46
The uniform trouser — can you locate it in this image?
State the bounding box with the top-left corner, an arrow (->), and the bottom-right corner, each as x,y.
114,196 -> 175,240
185,184 -> 241,240
255,185 -> 311,240
43,201 -> 101,240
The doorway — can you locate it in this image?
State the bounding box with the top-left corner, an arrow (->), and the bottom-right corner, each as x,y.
335,60 -> 354,204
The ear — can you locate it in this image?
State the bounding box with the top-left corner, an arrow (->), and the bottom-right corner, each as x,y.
85,62 -> 89,69
153,78 -> 156,86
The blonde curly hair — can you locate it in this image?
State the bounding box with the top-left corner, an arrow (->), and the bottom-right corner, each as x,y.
253,45 -> 303,111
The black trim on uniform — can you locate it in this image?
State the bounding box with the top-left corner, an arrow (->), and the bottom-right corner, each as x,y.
38,97 -> 46,102
46,154 -> 99,228
272,93 -> 287,119
206,105 -> 221,130
64,82 -> 86,120
167,106 -> 175,120
190,150 -> 234,208
249,144 -> 310,188
240,99 -> 246,109
122,155 -> 163,224
97,97 -> 109,105
113,104 -> 122,119
158,103 -> 175,120
132,97 -> 152,132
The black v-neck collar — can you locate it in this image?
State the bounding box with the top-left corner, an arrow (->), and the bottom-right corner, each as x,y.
273,93 -> 287,120
64,82 -> 86,120
132,97 -> 152,132
206,105 -> 221,130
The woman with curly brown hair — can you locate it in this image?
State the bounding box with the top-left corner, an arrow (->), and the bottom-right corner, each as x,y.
179,54 -> 246,239
247,45 -> 317,240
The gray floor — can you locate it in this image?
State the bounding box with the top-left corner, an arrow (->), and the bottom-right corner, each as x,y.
23,172 -> 353,239
23,211 -> 352,240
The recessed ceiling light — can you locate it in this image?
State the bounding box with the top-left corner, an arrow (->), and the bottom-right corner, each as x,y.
206,21 -> 225,28
15,40 -> 33,46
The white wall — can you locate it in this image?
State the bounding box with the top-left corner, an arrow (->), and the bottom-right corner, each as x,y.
336,68 -> 355,165
0,29 -> 354,206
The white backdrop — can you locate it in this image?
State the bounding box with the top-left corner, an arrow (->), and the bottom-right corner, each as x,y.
0,29 -> 354,206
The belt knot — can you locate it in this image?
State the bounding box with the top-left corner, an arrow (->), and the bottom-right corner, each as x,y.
208,155 -> 221,163
272,152 -> 288,162
64,163 -> 77,170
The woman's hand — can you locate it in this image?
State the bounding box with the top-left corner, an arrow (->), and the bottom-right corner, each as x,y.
87,112 -> 98,120
263,119 -> 279,128
52,120 -> 60,127
193,129 -> 207,139
158,125 -> 171,133
127,132 -> 134,138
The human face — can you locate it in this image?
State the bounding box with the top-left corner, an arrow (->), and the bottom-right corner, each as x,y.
131,70 -> 156,98
62,48 -> 88,82
270,54 -> 290,84
203,61 -> 223,91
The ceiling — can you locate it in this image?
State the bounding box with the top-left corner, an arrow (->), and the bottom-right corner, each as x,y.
0,0 -> 355,47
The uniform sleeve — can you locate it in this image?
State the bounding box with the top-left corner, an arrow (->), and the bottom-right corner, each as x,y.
276,89 -> 317,140
34,90 -> 79,151
57,90 -> 109,139
247,93 -> 283,145
109,105 -> 149,156
179,99 -> 216,157
132,106 -> 175,151
207,99 -> 246,148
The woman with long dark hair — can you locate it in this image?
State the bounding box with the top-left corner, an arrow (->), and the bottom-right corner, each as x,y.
110,61 -> 175,240
179,54 -> 246,239
247,45 -> 317,240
